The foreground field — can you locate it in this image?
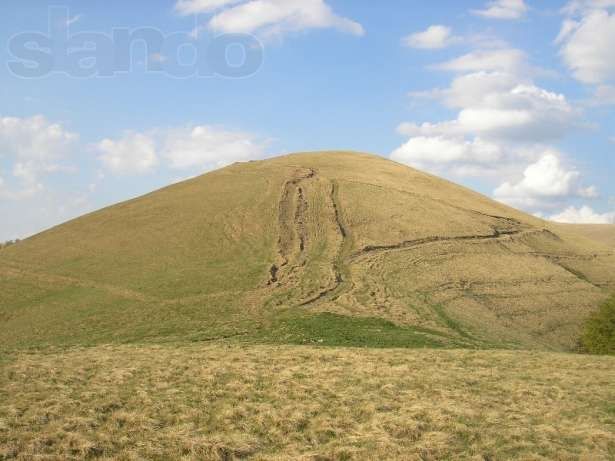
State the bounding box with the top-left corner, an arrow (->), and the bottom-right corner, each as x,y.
1,344 -> 614,460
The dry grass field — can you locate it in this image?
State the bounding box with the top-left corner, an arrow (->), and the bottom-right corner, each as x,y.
1,343 -> 614,460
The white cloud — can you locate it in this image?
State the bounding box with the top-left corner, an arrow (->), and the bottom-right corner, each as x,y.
395,26 -> 598,217
161,125 -> 269,170
175,0 -> 243,15
391,136 -> 504,177
558,6 -> 615,84
562,0 -> 615,16
179,0 -> 364,38
401,77 -> 576,144
0,172 -> 43,200
472,0 -> 528,20
555,19 -> 579,44
493,153 -> 598,209
96,125 -> 269,174
0,115 -> 78,200
403,25 -> 460,49
394,54 -> 583,200
411,71 -> 524,108
434,48 -> 528,74
0,115 -> 77,162
549,205 -> 615,223
96,132 -> 159,175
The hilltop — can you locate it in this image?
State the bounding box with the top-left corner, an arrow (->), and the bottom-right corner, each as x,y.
1,151 -> 614,351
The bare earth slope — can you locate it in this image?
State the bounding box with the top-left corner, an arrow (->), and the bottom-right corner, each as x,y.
1,152 -> 614,351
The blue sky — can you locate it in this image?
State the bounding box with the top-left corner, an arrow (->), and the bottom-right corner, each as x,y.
1,0 -> 614,240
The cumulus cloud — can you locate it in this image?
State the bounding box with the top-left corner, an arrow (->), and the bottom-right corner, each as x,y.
403,25 -> 460,49
161,125 -> 270,170
411,71 -> 524,108
96,132 -> 159,175
177,0 -> 364,38
472,0 -> 528,20
493,153 -> 598,209
96,125 -> 269,174
391,136 -> 504,177
392,35 -> 594,215
0,115 -> 78,200
0,115 -> 77,163
434,48 -> 529,75
400,76 -> 576,144
558,3 -> 615,85
549,205 -> 615,223
562,0 -> 615,16
392,40 -> 591,215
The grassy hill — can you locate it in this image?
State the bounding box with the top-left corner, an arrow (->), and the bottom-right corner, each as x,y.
1,151 -> 614,351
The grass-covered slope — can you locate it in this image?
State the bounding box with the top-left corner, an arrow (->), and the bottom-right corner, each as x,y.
1,151 -> 614,351
553,223 -> 615,249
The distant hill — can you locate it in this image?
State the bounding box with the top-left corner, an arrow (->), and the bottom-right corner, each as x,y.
1,151 -> 614,351
553,223 -> 615,249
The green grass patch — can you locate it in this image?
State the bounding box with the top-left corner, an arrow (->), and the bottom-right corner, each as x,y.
252,311 -> 448,348
580,295 -> 615,355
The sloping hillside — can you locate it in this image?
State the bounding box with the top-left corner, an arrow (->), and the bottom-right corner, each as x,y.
1,152 -> 614,351
553,223 -> 615,249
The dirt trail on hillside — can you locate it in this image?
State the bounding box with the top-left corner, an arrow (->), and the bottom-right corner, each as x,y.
268,168 -> 315,286
350,228 -> 533,260
297,181 -> 348,306
267,169 -> 349,305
